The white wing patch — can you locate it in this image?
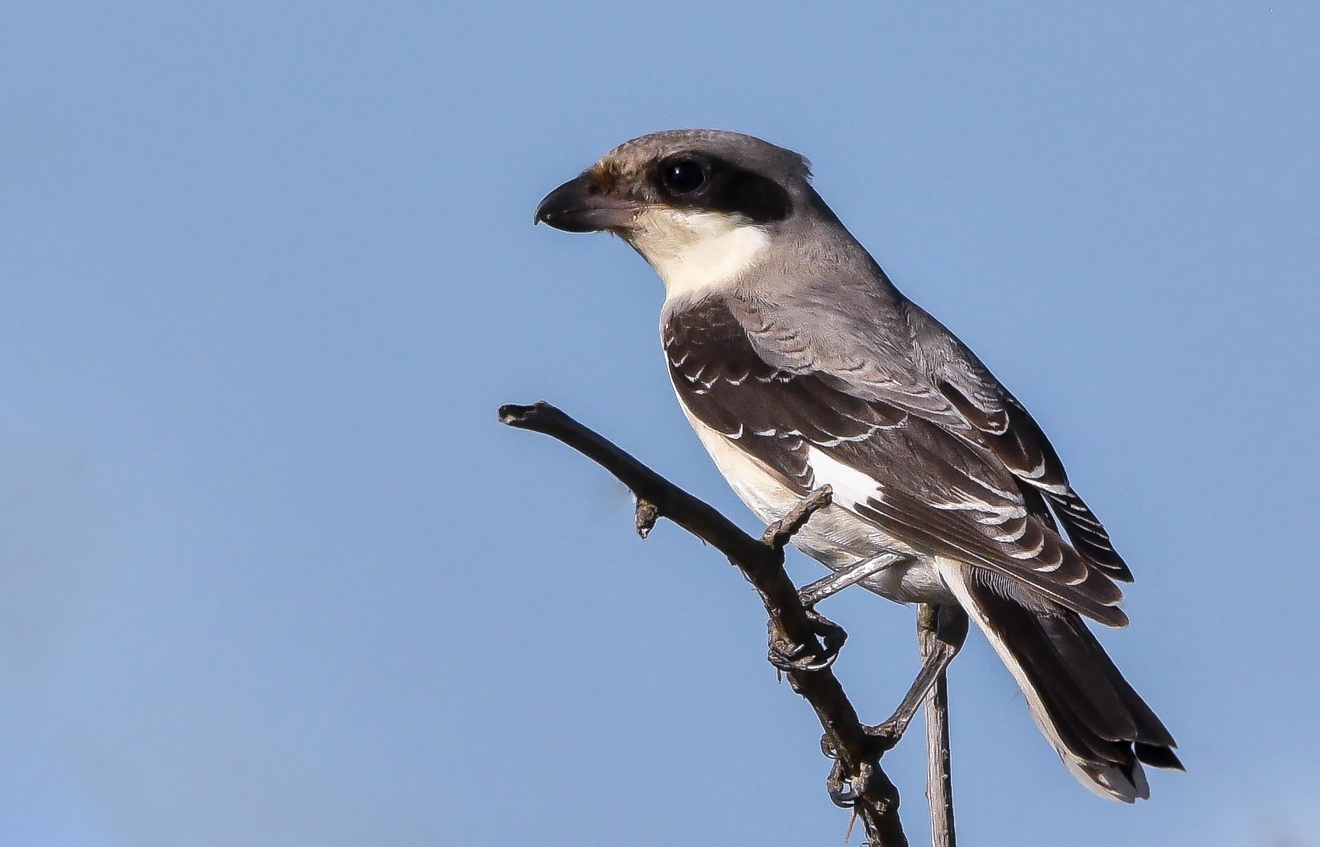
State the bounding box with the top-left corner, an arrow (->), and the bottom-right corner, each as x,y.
805,446 -> 884,509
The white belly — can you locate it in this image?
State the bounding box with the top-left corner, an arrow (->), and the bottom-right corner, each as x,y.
681,409 -> 955,605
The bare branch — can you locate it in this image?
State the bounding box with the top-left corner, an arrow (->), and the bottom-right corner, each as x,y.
500,401 -> 908,847
499,402 -> 766,563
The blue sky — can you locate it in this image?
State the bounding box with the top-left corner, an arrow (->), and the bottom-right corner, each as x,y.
2,2 -> 1318,845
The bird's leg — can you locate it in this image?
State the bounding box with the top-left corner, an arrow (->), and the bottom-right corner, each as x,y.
866,603 -> 969,750
798,553 -> 906,608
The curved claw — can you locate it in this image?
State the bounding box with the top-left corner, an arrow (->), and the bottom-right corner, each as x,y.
820,732 -> 841,760
766,610 -> 848,672
826,760 -> 856,808
825,758 -> 876,809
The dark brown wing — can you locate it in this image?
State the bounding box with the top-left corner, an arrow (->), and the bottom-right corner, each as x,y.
664,296 -> 1128,627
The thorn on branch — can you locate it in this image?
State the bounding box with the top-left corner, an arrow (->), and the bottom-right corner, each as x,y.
635,498 -> 659,539
762,485 -> 833,551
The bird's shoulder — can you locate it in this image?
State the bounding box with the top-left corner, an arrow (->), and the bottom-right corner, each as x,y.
661,293 -> 910,444
665,290 -> 945,401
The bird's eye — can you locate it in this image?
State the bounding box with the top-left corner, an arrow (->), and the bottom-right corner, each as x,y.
661,159 -> 708,194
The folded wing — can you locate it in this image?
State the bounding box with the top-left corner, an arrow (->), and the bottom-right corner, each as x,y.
664,295 -> 1129,626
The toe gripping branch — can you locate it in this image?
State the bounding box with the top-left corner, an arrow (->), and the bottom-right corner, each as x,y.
500,401 -> 910,847
760,486 -> 849,673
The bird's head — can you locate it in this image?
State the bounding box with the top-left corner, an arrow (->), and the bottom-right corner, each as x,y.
535,129 -> 820,300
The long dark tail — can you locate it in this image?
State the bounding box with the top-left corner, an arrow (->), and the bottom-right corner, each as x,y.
938,562 -> 1183,801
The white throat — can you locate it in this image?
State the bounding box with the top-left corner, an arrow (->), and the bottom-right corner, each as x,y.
626,208 -> 770,302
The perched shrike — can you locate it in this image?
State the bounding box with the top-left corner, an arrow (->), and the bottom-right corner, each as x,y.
535,129 -> 1181,802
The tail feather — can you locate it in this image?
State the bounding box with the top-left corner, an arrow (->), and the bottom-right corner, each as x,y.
937,561 -> 1181,802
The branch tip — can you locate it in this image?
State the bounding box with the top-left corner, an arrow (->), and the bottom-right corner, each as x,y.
498,400 -> 554,428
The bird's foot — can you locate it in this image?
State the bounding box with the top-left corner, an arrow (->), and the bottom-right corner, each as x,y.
767,610 -> 847,672
820,734 -> 887,809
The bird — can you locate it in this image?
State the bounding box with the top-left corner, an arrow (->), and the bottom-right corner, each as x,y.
534,129 -> 1181,802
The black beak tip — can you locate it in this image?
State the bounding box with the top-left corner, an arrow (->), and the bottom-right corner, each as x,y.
532,198 -> 554,226
533,178 -> 581,230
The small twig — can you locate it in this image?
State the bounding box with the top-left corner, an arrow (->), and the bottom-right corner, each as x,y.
919,604 -> 956,847
500,401 -> 908,847
762,485 -> 833,550
499,402 -> 767,563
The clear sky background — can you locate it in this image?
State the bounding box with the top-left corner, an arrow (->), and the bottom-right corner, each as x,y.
2,3 -> 1318,845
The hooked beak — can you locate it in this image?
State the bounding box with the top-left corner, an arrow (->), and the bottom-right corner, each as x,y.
534,172 -> 642,233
